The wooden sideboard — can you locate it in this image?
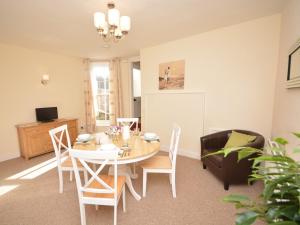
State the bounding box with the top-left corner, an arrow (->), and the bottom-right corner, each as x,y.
16,118 -> 78,160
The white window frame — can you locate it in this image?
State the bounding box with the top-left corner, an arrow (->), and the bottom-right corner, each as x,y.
90,62 -> 111,127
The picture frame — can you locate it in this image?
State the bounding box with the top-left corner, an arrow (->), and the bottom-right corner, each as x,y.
286,39 -> 300,88
158,60 -> 185,90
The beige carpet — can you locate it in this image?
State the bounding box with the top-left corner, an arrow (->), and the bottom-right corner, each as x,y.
0,152 -> 263,225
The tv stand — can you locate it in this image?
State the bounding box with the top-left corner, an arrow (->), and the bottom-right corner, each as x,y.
16,118 -> 78,160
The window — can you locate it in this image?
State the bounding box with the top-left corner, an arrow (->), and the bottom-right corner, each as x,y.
90,62 -> 110,126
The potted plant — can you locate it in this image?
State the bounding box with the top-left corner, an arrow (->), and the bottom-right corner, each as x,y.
209,133 -> 300,225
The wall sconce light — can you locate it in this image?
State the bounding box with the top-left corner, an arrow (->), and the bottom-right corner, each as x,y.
41,74 -> 50,85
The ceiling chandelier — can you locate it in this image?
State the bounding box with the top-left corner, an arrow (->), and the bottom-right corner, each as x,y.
94,2 -> 131,42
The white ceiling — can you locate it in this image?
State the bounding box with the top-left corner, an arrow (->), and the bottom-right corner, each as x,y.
0,0 -> 287,59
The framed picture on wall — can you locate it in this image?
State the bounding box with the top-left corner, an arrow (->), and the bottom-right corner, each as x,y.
158,60 -> 185,90
286,39 -> 300,88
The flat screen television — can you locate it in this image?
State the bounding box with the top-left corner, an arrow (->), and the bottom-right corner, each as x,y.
35,107 -> 58,122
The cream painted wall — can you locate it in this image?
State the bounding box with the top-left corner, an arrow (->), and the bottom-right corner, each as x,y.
0,43 -> 85,162
272,0 -> 300,158
141,15 -> 281,158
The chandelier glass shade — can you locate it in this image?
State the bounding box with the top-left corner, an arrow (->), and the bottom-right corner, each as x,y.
94,2 -> 131,42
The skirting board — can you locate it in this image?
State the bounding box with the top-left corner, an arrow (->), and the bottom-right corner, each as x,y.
160,145 -> 200,160
0,152 -> 20,162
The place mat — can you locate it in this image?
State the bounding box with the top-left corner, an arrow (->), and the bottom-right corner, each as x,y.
73,142 -> 96,150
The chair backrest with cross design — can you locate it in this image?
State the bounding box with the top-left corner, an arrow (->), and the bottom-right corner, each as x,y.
117,118 -> 139,131
268,139 -> 283,156
49,124 -> 71,167
70,149 -> 127,225
70,149 -> 119,205
49,124 -> 82,193
169,124 -> 181,171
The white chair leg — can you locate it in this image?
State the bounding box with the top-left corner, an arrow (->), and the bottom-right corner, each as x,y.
114,205 -> 117,225
79,203 -> 86,225
122,187 -> 126,212
69,171 -> 73,181
58,170 -> 63,193
95,205 -> 99,211
143,170 -> 147,197
171,173 -> 176,198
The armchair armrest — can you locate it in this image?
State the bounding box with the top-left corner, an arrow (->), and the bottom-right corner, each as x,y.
244,135 -> 265,149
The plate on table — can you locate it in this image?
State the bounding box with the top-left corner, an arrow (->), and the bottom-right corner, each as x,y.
98,144 -> 123,155
76,134 -> 93,143
143,132 -> 160,141
100,143 -> 118,151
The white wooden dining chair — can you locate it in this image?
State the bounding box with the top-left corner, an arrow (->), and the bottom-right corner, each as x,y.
49,124 -> 87,193
140,124 -> 181,198
268,139 -> 281,155
268,139 -> 286,175
70,149 -> 126,225
117,118 -> 139,131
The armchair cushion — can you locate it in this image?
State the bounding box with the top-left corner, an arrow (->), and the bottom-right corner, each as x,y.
224,131 -> 256,148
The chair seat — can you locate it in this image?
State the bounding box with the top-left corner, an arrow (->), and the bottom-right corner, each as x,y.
61,157 -> 83,169
83,175 -> 126,199
140,156 -> 172,169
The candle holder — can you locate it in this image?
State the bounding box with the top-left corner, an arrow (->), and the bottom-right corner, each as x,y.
121,138 -> 129,150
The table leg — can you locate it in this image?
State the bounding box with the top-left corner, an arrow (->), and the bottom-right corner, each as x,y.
125,174 -> 141,201
108,165 -> 141,201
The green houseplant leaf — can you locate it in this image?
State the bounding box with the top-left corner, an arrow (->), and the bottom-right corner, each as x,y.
221,133 -> 300,225
253,155 -> 295,167
237,148 -> 261,162
292,132 -> 300,139
268,222 -> 298,225
293,148 -> 300,153
223,194 -> 250,203
235,211 -> 258,225
274,137 -> 289,145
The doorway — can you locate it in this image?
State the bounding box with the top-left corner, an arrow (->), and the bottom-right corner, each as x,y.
132,61 -> 141,129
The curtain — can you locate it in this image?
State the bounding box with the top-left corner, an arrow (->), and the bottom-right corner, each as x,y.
83,59 -> 96,133
109,58 -> 124,125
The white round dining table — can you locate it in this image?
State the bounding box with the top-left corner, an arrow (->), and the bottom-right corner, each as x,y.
73,135 -> 160,201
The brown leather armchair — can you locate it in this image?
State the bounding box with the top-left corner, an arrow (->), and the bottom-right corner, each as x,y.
200,130 -> 265,190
